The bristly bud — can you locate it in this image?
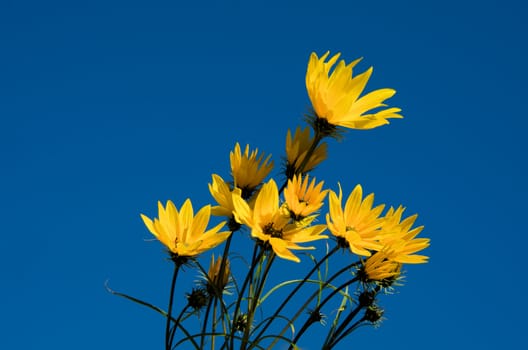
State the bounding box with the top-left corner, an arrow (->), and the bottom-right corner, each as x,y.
233,313 -> 248,333
168,252 -> 190,267
305,111 -> 343,140
358,290 -> 376,307
336,236 -> 350,250
307,309 -> 327,326
364,305 -> 384,324
228,216 -> 241,232
206,255 -> 231,296
186,287 -> 209,311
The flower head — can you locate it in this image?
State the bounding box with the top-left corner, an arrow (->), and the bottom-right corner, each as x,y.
284,174 -> 328,220
285,126 -> 327,176
306,51 -> 402,131
232,179 -> 327,262
326,184 -> 384,256
209,174 -> 242,217
230,143 -> 273,198
140,200 -> 231,259
379,206 -> 430,264
206,254 -> 231,295
358,250 -> 402,283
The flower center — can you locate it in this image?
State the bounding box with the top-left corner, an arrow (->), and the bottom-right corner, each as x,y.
263,223 -> 283,239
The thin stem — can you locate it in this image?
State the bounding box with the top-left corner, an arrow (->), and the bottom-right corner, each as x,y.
289,276 -> 359,349
250,245 -> 339,346
165,264 -> 180,350
241,252 -> 276,350
211,297 -> 218,350
323,294 -> 370,349
296,130 -> 323,176
204,231 -> 234,350
267,260 -> 360,349
200,299 -> 214,350
226,243 -> 262,350
325,317 -> 365,350
169,304 -> 193,349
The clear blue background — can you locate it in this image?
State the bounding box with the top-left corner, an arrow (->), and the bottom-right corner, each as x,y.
1,0 -> 526,349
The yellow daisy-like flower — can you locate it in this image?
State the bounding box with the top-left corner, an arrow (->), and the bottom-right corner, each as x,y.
232,179 -> 327,262
230,143 -> 273,196
284,174 -> 328,220
285,126 -> 327,175
140,199 -> 231,258
208,174 -> 242,217
326,184 -> 384,256
306,51 -> 403,130
360,250 -> 401,282
379,206 -> 430,264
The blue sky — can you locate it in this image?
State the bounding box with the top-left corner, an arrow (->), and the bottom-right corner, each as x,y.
1,0 -> 527,349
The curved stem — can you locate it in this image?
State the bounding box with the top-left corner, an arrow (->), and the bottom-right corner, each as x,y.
266,259 -> 360,349
200,299 -> 214,350
241,252 -> 276,350
289,276 -> 360,349
168,304 -> 194,349
226,243 -> 262,350
324,318 -> 365,350
250,245 -> 339,346
165,264 -> 180,350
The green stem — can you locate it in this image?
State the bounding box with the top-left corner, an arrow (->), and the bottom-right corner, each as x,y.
165,264 -> 180,350
227,243 -> 262,350
266,260 -> 360,349
211,297 -> 218,350
200,299 -> 214,350
324,317 -> 365,349
323,297 -> 367,349
250,245 -> 339,347
169,304 -> 193,349
289,276 -> 360,349
241,252 -> 276,350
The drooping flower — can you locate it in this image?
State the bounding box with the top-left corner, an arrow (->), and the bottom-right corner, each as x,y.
359,250 -> 401,283
284,174 -> 328,220
306,51 -> 403,131
326,184 -> 384,256
206,254 -> 231,295
208,174 -> 242,217
285,126 -> 327,176
230,143 -> 273,198
232,179 -> 327,262
140,200 -> 231,259
379,206 -> 430,264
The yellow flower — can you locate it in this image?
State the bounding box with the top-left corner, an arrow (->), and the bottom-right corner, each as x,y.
208,174 -> 242,217
306,51 -> 403,130
326,184 -> 384,256
230,143 -> 273,196
284,174 -> 328,220
140,199 -> 231,258
379,206 -> 430,264
207,254 -> 231,294
232,179 -> 327,262
285,126 -> 327,174
360,250 -> 401,282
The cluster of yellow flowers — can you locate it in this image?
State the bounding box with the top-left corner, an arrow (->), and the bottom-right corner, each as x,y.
141,51 -> 428,283
134,51 -> 430,350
